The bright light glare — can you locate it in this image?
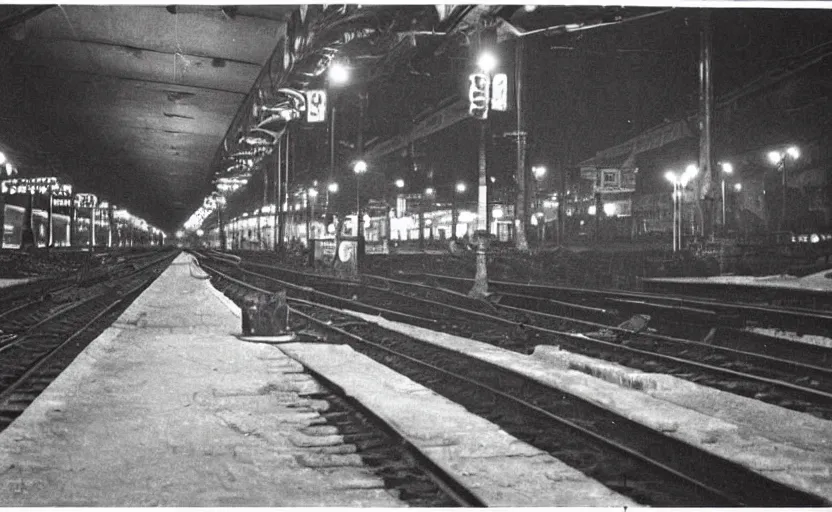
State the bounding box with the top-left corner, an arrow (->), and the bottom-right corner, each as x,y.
493,207 -> 504,219
768,150 -> 782,165
329,62 -> 349,85
196,229 -> 204,237
425,187 -> 435,196
720,162 -> 733,174
477,52 -> 497,73
532,166 -> 547,179
353,160 -> 368,174
734,183 -> 742,192
664,171 -> 678,184
308,188 -> 319,198
681,164 -> 698,186
395,179 -> 405,188
456,182 -> 466,193
787,146 -> 800,159
0,152 -> 5,165
175,230 -> 184,239
524,5 -> 537,12
328,182 -> 339,193
603,203 -> 616,216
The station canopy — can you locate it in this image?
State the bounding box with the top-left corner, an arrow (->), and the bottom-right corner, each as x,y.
0,5 -> 661,233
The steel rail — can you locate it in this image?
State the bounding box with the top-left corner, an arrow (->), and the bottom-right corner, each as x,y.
0,263 -> 171,404
288,301 -> 739,505
411,271 -> 832,323
205,256 -> 832,408
0,251 -> 177,352
200,260 -> 741,505
195,268 -> 483,508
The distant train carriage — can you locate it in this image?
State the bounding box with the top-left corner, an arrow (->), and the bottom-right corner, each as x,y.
2,204 -> 71,249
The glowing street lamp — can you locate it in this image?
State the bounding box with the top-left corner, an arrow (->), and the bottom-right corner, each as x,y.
456,182 -> 466,193
532,166 -> 547,180
767,146 -> 799,231
395,179 -> 405,189
328,62 -> 350,85
665,171 -> 681,252
477,52 -> 497,73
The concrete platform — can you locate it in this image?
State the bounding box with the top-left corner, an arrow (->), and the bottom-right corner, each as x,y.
347,310 -> 832,503
0,254 -> 402,506
281,343 -> 635,507
643,270 -> 832,293
0,278 -> 36,289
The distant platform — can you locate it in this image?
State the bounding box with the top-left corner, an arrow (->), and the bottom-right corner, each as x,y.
644,269 -> 832,293
0,278 -> 36,289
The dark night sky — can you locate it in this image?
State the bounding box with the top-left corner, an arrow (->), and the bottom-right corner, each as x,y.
259,7 -> 832,214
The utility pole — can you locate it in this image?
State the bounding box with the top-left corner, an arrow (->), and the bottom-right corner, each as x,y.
698,9 -> 714,239
514,38 -> 530,252
357,91 -> 367,261
273,136 -> 281,251
278,131 -> 288,253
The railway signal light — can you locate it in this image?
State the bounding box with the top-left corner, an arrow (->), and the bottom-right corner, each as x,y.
305,89 -> 327,123
490,73 -> 508,111
468,73 -> 490,120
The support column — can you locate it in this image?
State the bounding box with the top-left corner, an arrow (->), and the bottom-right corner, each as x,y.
47,193 -> 54,248
698,9 -> 714,239
470,121 -> 489,298
514,39 -> 529,252
0,192 -> 5,249
70,206 -> 76,247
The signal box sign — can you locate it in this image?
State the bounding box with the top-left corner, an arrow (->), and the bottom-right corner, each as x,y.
74,193 -> 98,209
1,177 -> 73,197
305,90 -> 327,123
52,197 -> 73,208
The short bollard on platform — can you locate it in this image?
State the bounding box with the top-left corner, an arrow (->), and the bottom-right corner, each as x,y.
239,289 -> 296,343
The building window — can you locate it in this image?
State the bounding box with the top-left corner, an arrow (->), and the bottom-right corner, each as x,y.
601,169 -> 620,189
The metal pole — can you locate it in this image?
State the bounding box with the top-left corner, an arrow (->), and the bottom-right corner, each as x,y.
47,193 -> 53,248
698,9 -> 714,239
678,184 -> 684,250
329,107 -> 336,187
470,121 -> 489,297
514,39 -> 529,252
721,178 -> 726,230
272,137 -> 283,251
780,159 -> 787,232
70,206 -> 76,247
89,207 -> 95,251
672,186 -> 678,252
0,192 -> 5,250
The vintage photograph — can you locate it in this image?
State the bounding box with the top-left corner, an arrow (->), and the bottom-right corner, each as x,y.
1,3 -> 831,506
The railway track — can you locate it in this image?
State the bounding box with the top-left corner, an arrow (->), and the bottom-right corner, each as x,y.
0,250 -> 178,429
199,259 -> 827,507
405,271 -> 832,337
199,254 -> 832,420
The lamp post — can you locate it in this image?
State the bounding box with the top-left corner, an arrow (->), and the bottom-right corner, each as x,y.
353,160 -> 367,260
719,162 -> 733,232
452,181 -> 466,241
767,146 -> 799,232
470,50 -> 497,298
666,164 -> 699,252
326,182 -> 338,213
532,165 -> 546,243
665,171 -> 680,252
